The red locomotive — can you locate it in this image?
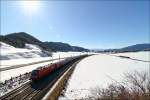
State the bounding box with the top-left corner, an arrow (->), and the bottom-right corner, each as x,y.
30,56 -> 78,81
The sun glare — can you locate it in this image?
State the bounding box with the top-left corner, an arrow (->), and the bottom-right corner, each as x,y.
20,1 -> 40,16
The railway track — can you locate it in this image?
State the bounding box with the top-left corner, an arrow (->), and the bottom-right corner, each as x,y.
0,56 -> 87,100
0,81 -> 31,100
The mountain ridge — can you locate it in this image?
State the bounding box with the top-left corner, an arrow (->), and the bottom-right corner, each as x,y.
102,43 -> 150,52
0,32 -> 89,52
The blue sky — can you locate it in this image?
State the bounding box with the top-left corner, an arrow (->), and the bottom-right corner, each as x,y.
1,0 -> 149,49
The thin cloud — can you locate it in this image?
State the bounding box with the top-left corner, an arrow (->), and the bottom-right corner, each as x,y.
56,34 -> 61,38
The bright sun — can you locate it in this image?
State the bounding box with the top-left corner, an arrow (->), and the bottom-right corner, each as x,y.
20,1 -> 40,16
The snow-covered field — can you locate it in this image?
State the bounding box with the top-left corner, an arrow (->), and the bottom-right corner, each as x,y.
112,51 -> 150,61
59,52 -> 150,99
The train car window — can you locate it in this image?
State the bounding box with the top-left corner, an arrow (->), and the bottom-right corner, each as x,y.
31,70 -> 37,76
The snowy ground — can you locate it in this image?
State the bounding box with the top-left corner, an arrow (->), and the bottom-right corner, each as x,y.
112,51 -> 150,61
0,73 -> 30,96
59,51 -> 150,99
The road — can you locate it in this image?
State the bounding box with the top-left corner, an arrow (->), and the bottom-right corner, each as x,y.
0,57 -> 67,72
0,55 -> 87,100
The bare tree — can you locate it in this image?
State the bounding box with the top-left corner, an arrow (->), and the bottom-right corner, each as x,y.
124,71 -> 150,99
125,71 -> 150,94
89,70 -> 150,100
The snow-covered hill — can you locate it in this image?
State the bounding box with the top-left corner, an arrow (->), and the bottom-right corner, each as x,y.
25,43 -> 42,51
0,42 -> 49,60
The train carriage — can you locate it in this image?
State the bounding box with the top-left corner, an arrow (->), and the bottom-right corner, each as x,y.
30,59 -> 68,81
30,55 -> 82,81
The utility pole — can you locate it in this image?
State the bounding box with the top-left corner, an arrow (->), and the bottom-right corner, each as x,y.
71,54 -> 72,58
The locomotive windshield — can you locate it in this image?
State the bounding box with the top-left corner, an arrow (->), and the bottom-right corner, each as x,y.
31,70 -> 37,76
